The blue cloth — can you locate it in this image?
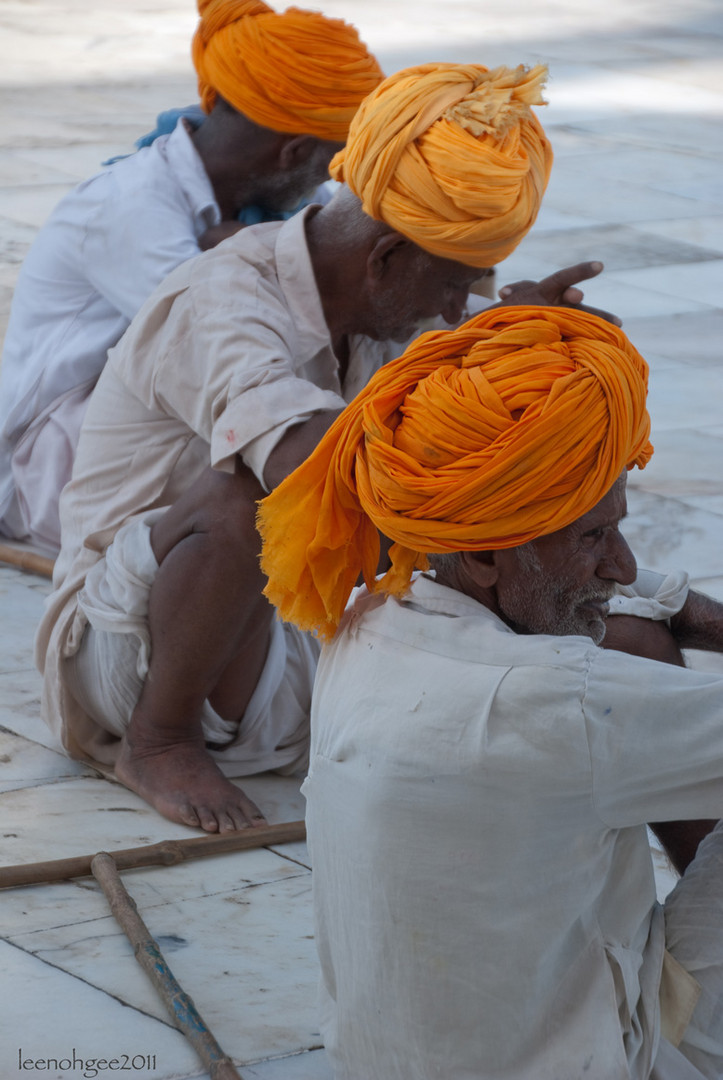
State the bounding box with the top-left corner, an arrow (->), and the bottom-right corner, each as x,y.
134,105 -> 206,149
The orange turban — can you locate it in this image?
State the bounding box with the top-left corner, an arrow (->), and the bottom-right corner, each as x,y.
191,0 -> 383,141
258,307 -> 652,639
329,63 -> 553,268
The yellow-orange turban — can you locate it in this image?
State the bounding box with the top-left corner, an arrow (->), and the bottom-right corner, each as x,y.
329,63 -> 553,268
192,0 -> 384,141
258,306 -> 652,639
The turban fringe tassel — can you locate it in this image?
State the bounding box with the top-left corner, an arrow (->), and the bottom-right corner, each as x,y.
330,63 -> 554,267
258,306 -> 652,640
192,0 -> 383,140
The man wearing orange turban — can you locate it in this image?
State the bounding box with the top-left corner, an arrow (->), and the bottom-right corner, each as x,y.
0,0 -> 382,552
36,51 -> 622,837
259,306 -> 723,1080
330,61 -> 553,269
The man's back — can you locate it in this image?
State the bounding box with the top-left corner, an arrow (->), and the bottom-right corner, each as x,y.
306,575 -> 723,1079
0,121 -> 219,539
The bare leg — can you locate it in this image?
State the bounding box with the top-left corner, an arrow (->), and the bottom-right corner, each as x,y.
115,464 -> 276,833
603,614 -> 718,873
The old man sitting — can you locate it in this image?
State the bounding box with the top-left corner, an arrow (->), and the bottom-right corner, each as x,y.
259,306 -> 723,1080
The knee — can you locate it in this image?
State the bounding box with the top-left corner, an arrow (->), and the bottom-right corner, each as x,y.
151,464 -> 265,564
200,466 -> 265,543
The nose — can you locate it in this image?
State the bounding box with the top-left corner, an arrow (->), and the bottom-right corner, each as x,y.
599,529 -> 637,586
440,285 -> 470,326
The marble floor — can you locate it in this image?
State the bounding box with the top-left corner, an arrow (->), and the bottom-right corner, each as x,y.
0,1 -> 721,1078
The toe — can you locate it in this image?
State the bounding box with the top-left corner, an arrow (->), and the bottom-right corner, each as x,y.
196,805 -> 221,833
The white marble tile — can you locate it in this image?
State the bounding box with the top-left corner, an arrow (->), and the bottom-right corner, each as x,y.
0,185 -> 78,229
628,426 -> 723,500
574,276 -> 712,321
0,214 -> 40,265
560,146 -> 721,191
0,668 -> 62,751
244,1049 -> 332,1079
646,367 -> 723,433
9,873 -> 319,1065
542,168 -> 721,225
526,204 -> 607,232
622,310 -> 723,368
632,217 -> 723,257
567,112 -> 723,159
10,145 -> 138,184
0,149 -> 81,188
0,939 -> 202,1080
607,260 -> 723,310
624,488 -> 723,581
0,572 -> 47,673
508,223 -> 720,274
0,838 -> 306,938
0,773 -> 306,867
0,729 -> 90,793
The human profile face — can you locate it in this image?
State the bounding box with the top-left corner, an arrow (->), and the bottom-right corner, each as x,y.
255,139 -> 344,213
493,475 -> 637,645
366,246 -> 483,343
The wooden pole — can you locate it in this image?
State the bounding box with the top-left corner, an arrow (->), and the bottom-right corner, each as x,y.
0,541 -> 54,579
92,852 -> 243,1080
0,819 -> 306,889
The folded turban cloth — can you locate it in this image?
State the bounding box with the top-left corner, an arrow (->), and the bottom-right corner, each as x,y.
192,0 -> 384,141
258,306 -> 653,639
329,63 -> 553,268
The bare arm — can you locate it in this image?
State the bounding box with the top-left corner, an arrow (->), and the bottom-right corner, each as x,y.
670,589 -> 723,653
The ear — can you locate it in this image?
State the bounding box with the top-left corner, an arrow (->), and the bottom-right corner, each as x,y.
459,549 -> 500,588
366,231 -> 413,283
278,135 -> 319,171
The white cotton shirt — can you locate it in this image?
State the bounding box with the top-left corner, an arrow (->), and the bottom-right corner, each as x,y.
35,207 -> 396,768
305,575 -> 723,1080
0,119 -> 220,529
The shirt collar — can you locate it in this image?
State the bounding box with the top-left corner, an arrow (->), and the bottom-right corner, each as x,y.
274,206 -> 334,354
407,572 -> 513,626
164,118 -> 220,229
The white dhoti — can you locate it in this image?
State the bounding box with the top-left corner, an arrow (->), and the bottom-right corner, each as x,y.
63,510 -> 319,777
10,383 -> 93,550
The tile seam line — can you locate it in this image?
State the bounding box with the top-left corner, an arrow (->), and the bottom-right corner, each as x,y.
0,935 -> 181,1031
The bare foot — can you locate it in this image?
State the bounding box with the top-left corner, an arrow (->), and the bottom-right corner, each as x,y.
115,729 -> 267,833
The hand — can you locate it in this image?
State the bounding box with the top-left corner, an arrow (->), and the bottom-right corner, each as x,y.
496,261 -> 622,326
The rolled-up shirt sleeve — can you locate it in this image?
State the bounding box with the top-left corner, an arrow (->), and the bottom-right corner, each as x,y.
210,375 -> 345,483
149,263 -> 346,486
583,647 -> 723,827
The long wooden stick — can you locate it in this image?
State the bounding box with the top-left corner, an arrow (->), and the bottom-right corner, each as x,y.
0,541 -> 54,578
0,819 -> 306,889
92,852 -> 243,1080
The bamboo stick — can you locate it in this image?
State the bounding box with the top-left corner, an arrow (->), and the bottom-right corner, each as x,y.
0,541 -> 55,578
0,819 -> 306,889
92,852 -> 243,1080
